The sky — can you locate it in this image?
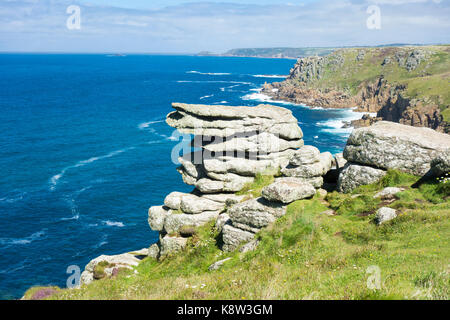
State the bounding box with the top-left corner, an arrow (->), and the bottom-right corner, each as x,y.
0,0 -> 449,53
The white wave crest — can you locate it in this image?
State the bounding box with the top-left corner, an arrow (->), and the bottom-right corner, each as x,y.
0,229 -> 47,247
187,71 -> 231,76
49,147 -> 135,191
251,74 -> 288,78
316,110 -> 377,135
138,120 -> 164,130
103,220 -> 125,227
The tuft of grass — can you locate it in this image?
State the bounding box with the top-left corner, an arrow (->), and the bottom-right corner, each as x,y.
236,173 -> 275,198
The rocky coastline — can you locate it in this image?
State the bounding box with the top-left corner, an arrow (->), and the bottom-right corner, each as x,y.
261,46 -> 450,133
77,103 -> 450,287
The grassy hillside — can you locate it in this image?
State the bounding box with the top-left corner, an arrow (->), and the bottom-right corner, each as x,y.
292,45 -> 450,122
24,171 -> 449,300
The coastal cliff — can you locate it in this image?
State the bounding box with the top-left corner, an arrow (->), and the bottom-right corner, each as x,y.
262,46 -> 450,132
23,103 -> 450,300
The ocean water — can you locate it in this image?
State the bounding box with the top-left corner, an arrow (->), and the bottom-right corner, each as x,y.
0,54 -> 362,299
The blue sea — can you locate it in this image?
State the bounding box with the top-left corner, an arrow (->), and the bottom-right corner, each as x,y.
0,54 -> 364,299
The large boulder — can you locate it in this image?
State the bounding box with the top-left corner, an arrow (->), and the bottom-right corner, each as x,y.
148,206 -> 171,231
375,207 -> 397,225
221,224 -> 255,252
289,145 -> 321,166
201,132 -> 303,154
338,163 -> 387,193
262,178 -> 316,203
344,121 -> 450,175
430,151 -> 450,177
227,198 -> 286,233
179,194 -> 224,214
164,192 -> 185,210
195,176 -> 253,194
80,250 -> 148,285
281,152 -> 333,178
163,211 -> 220,234
166,103 -> 304,141
160,236 -> 188,257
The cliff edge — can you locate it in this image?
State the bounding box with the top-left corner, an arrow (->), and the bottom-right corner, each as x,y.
262,45 -> 450,133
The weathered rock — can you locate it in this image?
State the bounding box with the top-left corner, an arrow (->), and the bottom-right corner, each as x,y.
344,121 -> 450,175
178,152 -> 205,179
164,192 -> 185,210
216,213 -> 231,233
80,250 -> 147,285
160,236 -> 188,256
374,187 -> 405,200
203,156 -> 285,177
338,163 -> 387,193
275,176 -> 324,189
80,271 -> 94,286
163,211 -> 220,234
148,243 -> 160,260
148,206 -> 171,231
180,194 -> 225,214
201,132 -> 303,154
195,177 -> 253,194
200,193 -> 245,205
333,153 -> 347,169
166,103 -> 304,141
281,152 -> 333,178
222,224 -> 255,252
262,178 -> 316,203
430,151 -> 450,177
228,198 -> 286,233
206,172 -> 255,185
239,240 -> 260,253
208,258 -> 232,271
375,207 -> 397,225
289,145 -> 321,166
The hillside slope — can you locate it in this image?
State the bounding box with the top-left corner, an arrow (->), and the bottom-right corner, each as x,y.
263,45 -> 450,132
24,170 -> 449,300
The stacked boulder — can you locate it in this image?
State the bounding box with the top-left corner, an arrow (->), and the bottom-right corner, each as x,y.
338,121 -> 450,193
148,103 -> 306,258
166,102 -> 305,193
147,103 -> 336,256
222,145 -> 332,251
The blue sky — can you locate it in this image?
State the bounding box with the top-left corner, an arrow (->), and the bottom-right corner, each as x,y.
0,0 -> 449,53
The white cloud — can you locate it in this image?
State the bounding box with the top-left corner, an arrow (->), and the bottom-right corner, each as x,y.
0,0 -> 448,52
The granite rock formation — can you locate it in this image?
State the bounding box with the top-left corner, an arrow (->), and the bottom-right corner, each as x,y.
146,103 -> 334,255
338,121 -> 450,192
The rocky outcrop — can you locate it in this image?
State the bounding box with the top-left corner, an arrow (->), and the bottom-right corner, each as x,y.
262,178 -> 316,204
344,121 -> 450,176
80,249 -> 149,286
147,103 -> 316,257
145,103 -> 336,255
338,121 -> 450,192
221,145 -> 332,251
337,163 -> 387,194
261,47 -> 449,132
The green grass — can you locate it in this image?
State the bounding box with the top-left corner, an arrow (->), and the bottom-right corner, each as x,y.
25,170 -> 449,300
236,173 -> 275,198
